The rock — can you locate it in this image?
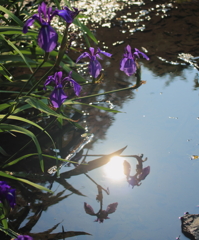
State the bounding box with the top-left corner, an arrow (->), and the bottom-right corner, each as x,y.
181,213 -> 199,240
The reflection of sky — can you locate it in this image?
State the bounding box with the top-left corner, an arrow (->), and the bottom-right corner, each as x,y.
30,65 -> 199,240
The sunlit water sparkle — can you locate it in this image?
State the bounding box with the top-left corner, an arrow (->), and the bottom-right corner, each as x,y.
103,156 -> 126,180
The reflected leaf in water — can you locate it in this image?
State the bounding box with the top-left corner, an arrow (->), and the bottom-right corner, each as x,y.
55,177 -> 86,197
120,45 -> 149,76
29,229 -> 91,240
84,202 -> 118,223
60,146 -> 127,178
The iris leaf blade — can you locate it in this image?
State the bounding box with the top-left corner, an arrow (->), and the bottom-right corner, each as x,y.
1,34 -> 33,73
0,114 -> 56,148
0,171 -> 53,193
0,6 -> 23,27
25,97 -> 77,122
0,123 -> 44,172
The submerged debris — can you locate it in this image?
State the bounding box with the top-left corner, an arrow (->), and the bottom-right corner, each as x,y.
190,155 -> 199,160
180,213 -> 199,240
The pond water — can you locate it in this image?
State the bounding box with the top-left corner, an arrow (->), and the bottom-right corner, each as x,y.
3,1 -> 199,240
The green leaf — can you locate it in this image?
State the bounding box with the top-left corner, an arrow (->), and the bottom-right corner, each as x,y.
0,63 -> 13,82
0,6 -> 23,26
12,103 -> 31,114
0,123 -> 44,172
0,102 -> 16,112
0,26 -> 37,37
0,171 -> 53,193
0,202 -> 8,229
1,35 -> 33,73
0,146 -> 10,157
0,114 -> 55,148
25,97 -> 76,122
0,55 -> 36,64
3,153 -> 84,168
64,100 -> 121,113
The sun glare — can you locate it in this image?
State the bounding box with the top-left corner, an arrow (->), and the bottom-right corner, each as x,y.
103,156 -> 126,180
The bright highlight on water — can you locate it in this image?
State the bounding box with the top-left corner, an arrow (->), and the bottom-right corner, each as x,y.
103,156 -> 126,180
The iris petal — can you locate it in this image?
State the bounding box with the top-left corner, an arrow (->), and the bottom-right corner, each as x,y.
50,87 -> 67,108
57,9 -> 73,24
38,25 -> 58,52
14,235 -> 33,240
22,17 -> 36,33
134,48 -> 150,60
120,58 -> 136,76
76,52 -> 90,63
69,79 -> 81,96
89,59 -> 102,78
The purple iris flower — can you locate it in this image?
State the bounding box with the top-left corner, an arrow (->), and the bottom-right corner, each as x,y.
120,45 -> 149,76
0,181 -> 16,208
14,235 -> 33,240
76,47 -> 112,78
57,7 -> 80,25
44,71 -> 81,108
84,202 -> 118,223
23,2 -> 59,52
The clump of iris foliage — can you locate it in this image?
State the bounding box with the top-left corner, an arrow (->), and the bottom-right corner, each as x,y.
0,0 -> 149,238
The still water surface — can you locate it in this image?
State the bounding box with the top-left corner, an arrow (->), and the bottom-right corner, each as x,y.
29,66 -> 199,240
8,1 -> 199,240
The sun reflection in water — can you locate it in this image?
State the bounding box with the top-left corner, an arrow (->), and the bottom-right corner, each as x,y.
103,156 -> 126,180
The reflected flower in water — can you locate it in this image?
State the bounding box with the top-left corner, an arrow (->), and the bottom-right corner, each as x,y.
84,202 -> 118,223
137,166 -> 150,181
76,47 -> 112,78
123,160 -> 131,179
44,71 -> 81,108
128,175 -> 141,188
14,235 -> 33,240
120,45 -> 149,76
23,2 -> 59,52
0,181 -> 16,208
128,166 -> 150,188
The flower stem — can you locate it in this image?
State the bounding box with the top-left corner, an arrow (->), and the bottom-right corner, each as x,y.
16,52 -> 49,101
55,24 -> 69,67
92,77 -> 96,84
25,65 -> 55,96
